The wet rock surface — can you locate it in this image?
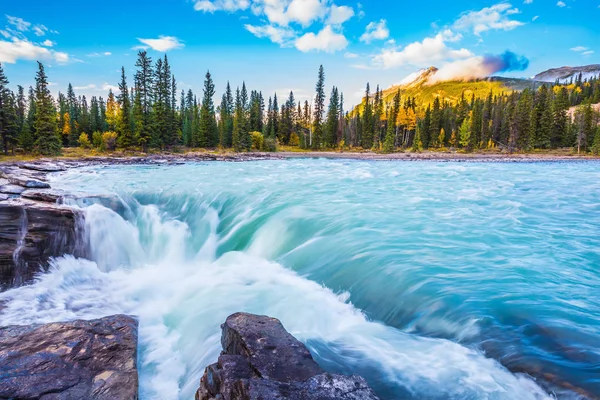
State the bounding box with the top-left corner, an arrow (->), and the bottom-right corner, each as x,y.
196,313 -> 380,400
0,314 -> 138,400
0,200 -> 85,290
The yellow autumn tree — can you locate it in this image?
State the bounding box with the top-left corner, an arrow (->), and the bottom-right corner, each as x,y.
62,112 -> 71,138
438,128 -> 446,149
105,90 -> 119,131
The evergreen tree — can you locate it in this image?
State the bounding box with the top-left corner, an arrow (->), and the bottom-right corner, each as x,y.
33,62 -> 61,155
0,63 -> 16,154
362,83 -> 373,149
232,87 -> 242,151
552,87 -> 570,147
325,87 -> 340,148
134,51 -> 153,150
313,65 -> 325,149
531,85 -> 552,148
117,67 -> 134,148
198,71 -> 217,148
383,90 -> 400,153
429,96 -> 442,148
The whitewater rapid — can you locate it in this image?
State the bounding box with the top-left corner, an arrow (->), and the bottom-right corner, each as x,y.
2,160 -> 599,399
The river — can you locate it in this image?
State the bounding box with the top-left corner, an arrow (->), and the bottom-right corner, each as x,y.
1,159 -> 598,399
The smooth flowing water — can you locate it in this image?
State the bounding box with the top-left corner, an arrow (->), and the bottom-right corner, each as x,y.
1,159 -> 599,400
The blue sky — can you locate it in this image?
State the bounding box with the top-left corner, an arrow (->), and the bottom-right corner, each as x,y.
1,0 -> 598,106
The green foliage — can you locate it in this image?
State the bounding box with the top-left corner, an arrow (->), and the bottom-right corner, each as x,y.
33,62 -> 61,156
383,90 -> 400,153
250,131 -> 264,151
78,133 -> 91,149
459,117 -> 471,150
263,136 -> 278,152
103,131 -> 118,151
92,131 -> 103,149
312,65 -> 325,149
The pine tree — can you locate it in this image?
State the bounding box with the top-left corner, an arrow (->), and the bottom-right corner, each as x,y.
383,90 -> 400,153
459,117 -> 471,150
117,67 -> 134,148
240,83 -> 251,150
552,87 -> 570,148
232,87 -> 242,151
134,51 -> 153,150
325,87 -> 339,148
362,83 -> 373,149
531,85 -> 552,149
429,96 -> 442,148
199,71 -> 217,148
33,62 -> 61,155
0,63 -> 15,155
313,65 -> 325,149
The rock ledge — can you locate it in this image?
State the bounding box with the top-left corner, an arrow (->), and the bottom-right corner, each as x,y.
0,314 -> 139,400
196,312 -> 380,400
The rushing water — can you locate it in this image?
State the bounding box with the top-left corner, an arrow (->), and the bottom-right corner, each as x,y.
1,159 -> 599,400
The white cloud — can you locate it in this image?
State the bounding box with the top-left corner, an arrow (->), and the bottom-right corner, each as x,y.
136,36 -> 184,52
360,19 -> 389,43
87,51 -> 112,57
295,25 -> 348,53
74,84 -> 97,90
532,15 -> 539,21
557,1 -> 566,6
102,83 -> 119,92
6,15 -> 31,32
0,38 -> 69,63
570,46 -> 588,52
327,4 -> 354,25
454,3 -> 524,35
194,0 -> 250,12
373,30 -> 471,69
581,50 -> 594,56
41,39 -> 55,47
33,25 -> 48,36
244,24 -> 294,44
524,0 -> 533,3
344,52 -> 358,58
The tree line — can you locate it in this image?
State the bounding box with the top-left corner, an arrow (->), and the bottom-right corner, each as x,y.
0,56 -> 599,156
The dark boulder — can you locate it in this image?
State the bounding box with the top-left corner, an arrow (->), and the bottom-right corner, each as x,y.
0,315 -> 138,400
0,200 -> 86,290
196,313 -> 379,400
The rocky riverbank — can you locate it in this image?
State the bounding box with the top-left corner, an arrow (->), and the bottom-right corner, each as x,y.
196,313 -> 380,400
0,314 -> 139,400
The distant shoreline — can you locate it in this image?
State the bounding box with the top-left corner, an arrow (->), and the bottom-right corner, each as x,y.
1,150 -> 599,166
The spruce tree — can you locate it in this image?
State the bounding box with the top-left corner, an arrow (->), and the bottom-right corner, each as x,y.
199,71 -> 217,148
383,90 -> 400,153
325,87 -> 339,148
134,51 -> 153,150
232,87 -> 242,151
117,67 -> 134,148
33,62 -> 61,155
362,83 -> 373,149
313,65 -> 325,149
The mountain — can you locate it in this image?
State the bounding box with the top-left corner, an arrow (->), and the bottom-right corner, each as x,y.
533,64 -> 600,83
352,66 -> 535,113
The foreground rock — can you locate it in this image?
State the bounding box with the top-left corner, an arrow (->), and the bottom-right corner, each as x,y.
0,315 -> 138,400
197,313 -> 379,400
0,199 -> 85,290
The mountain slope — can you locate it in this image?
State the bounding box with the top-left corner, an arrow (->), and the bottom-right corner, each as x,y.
353,67 -> 534,114
534,64 -> 600,83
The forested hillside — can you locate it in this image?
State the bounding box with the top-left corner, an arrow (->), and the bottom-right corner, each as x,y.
0,55 -> 599,157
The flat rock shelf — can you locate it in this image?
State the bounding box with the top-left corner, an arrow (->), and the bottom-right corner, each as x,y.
0,315 -> 139,400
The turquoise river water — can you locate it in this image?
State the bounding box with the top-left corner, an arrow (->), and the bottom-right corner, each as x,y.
1,159 -> 599,399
